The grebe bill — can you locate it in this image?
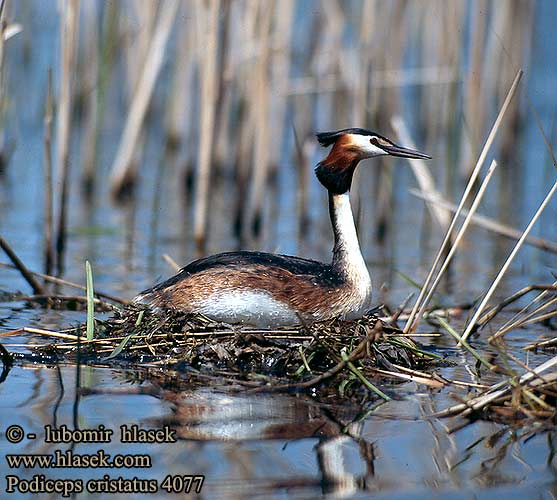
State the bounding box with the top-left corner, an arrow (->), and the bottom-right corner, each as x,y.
134,128 -> 430,327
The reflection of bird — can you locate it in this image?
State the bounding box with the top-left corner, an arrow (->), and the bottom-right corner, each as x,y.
135,128 -> 430,327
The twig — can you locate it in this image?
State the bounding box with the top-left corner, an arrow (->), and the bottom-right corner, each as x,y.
80,0 -> 99,198
246,322 -> 383,393
489,280 -> 557,337
0,235 -> 44,294
388,292 -> 414,324
1,294 -> 115,311
1,327 -> 84,342
0,261 -> 127,304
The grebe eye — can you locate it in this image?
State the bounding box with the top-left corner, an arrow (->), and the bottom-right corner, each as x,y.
372,137 -> 391,147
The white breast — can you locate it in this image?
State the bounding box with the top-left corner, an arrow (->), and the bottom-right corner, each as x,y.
196,290 -> 299,327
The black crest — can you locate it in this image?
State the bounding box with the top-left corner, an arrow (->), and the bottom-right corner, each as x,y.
316,128 -> 374,147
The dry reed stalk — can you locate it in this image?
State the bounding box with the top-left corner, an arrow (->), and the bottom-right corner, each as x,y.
422,2 -> 458,150
162,253 -> 180,272
490,295 -> 557,341
478,284 -> 557,328
285,66 -> 459,96
412,161 -> 498,328
55,0 -> 80,276
368,5 -> 402,238
244,2 -> 273,241
210,0 -> 231,171
233,101 -> 255,244
292,124 -> 312,241
370,364 -> 445,388
3,327 -> 84,342
490,280 -> 557,333
352,0 -> 374,125
461,177 -> 557,343
462,0 -> 487,173
436,316 -> 496,371
391,116 -> 450,230
348,0 -> 375,231
525,337 -> 557,352
410,190 -> 557,254
43,69 -> 54,277
486,2 -> 532,161
125,1 -> 158,92
0,2 -> 19,159
0,236 -> 44,294
404,69 -> 523,333
109,0 -> 179,198
193,0 -> 220,251
80,0 -> 99,198
269,0 -> 294,163
0,0 -> 5,110
226,1 -> 258,243
483,2 -> 507,102
514,309 -> 557,328
165,3 -> 194,148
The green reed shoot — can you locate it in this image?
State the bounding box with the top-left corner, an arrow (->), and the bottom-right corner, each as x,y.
85,260 -> 95,341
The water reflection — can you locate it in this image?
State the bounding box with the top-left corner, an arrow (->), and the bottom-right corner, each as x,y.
85,369 -> 379,497
0,362 -> 555,498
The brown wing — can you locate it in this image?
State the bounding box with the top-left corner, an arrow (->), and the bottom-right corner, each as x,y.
136,251 -> 349,315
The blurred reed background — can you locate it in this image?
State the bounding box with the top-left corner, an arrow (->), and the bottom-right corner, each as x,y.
0,0 -> 555,305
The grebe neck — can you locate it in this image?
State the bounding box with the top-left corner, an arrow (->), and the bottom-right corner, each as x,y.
329,191 -> 370,289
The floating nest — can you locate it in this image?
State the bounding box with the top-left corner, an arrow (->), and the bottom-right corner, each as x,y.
2,301 -> 556,429
10,306 -> 442,401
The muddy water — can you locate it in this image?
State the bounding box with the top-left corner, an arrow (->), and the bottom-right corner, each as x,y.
1,1 -> 557,499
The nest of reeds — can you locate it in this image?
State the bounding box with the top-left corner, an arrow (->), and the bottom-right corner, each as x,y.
13,306 -> 441,401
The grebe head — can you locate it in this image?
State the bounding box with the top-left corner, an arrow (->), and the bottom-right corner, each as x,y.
315,128 -> 430,193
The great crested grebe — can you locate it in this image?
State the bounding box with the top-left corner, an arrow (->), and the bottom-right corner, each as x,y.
134,128 -> 430,327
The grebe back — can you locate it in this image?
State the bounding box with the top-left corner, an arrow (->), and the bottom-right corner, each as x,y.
134,128 -> 430,327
